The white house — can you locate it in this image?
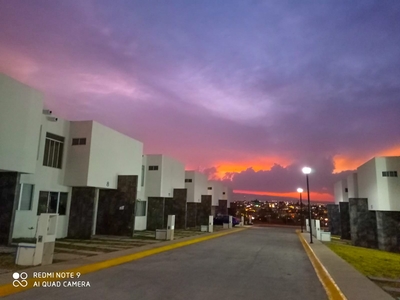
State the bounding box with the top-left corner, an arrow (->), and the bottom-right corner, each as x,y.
185,170 -> 208,203
0,73 -> 144,243
347,173 -> 358,199
334,179 -> 348,204
207,180 -> 225,207
357,156 -> 400,211
142,154 -> 185,198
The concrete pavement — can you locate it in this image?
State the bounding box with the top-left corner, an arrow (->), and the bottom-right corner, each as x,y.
299,231 -> 393,300
0,226 -> 395,299
2,227 -> 327,300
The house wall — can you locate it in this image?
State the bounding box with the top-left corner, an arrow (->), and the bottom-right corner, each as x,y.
88,122 -> 143,189
145,155 -> 185,198
63,121 -> 92,187
208,180 -> 224,206
334,179 -> 348,204
160,156 -> 185,197
358,157 -> 400,211
15,116 -> 71,239
185,170 -> 208,203
375,157 -> 400,211
0,74 -> 43,174
222,186 -> 233,208
144,155 -> 163,197
357,158 -> 378,210
347,173 -> 358,198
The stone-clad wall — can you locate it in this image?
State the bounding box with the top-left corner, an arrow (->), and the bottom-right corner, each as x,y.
216,200 -> 228,216
187,203 -> 198,228
339,202 -> 351,240
147,197 -> 165,230
68,187 -> 96,239
198,195 -> 212,225
164,189 -> 187,229
376,211 -> 400,252
97,175 -> 137,236
0,172 -> 19,244
349,198 -> 377,248
327,204 -> 341,236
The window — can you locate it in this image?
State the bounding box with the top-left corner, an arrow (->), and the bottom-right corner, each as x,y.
148,165 -> 159,171
43,133 -> 64,169
72,138 -> 86,146
185,179 -> 192,183
208,187 -> 212,190
223,192 -> 226,195
344,188 -> 348,193
37,191 -> 68,216
382,171 -> 398,177
19,184 -> 34,210
135,200 -> 146,217
141,165 -> 145,186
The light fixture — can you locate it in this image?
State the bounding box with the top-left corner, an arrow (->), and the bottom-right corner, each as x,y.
302,166 -> 313,243
297,188 -> 303,233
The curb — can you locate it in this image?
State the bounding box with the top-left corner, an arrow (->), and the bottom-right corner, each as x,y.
296,230 -> 347,300
0,228 -> 247,297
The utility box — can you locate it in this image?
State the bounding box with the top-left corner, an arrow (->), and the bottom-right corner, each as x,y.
15,213 -> 58,266
311,219 -> 316,238
35,213 -> 58,265
208,215 -> 213,233
320,231 -> 331,242
15,243 -> 36,266
166,215 -> 175,241
315,220 -> 321,240
155,229 -> 167,240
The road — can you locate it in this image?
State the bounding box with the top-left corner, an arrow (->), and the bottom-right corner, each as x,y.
6,227 -> 328,300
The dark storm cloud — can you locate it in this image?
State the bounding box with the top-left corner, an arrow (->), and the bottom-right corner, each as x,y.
222,157 -> 353,196
0,0 -> 399,198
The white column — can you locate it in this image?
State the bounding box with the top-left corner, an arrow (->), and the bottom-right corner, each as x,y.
167,215 -> 175,240
91,188 -> 99,236
208,215 -> 213,232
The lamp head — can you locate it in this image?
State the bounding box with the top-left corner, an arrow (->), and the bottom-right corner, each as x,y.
302,167 -> 311,174
297,188 -> 303,193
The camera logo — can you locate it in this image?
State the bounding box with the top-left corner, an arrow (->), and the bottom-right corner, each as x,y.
12,272 -> 28,287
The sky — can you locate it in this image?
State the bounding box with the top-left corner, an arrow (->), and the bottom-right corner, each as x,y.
0,0 -> 399,202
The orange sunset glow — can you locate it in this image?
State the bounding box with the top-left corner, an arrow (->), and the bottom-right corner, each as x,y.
234,189 -> 334,202
212,158 -> 291,179
334,145 -> 400,173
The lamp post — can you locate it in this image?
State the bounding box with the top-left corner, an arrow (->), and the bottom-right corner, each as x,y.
297,188 -> 303,233
302,167 -> 313,243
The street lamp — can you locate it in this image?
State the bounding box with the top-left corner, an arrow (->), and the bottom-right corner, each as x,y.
302,167 -> 313,243
297,188 -> 303,233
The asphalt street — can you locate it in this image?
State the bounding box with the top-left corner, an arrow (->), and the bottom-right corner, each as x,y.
5,227 -> 328,300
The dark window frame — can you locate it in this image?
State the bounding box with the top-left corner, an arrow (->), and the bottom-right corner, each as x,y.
72,138 -> 86,146
43,133 -> 64,169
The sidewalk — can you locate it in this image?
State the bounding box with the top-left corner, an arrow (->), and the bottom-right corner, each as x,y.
300,232 -> 393,300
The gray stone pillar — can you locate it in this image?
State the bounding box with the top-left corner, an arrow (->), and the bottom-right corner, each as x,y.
349,198 -> 377,249
0,172 -> 20,245
376,211 -> 400,253
147,197 -> 164,230
199,195 -> 212,225
68,187 -> 96,239
97,175 -> 137,236
339,202 -> 351,240
327,204 -> 341,235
